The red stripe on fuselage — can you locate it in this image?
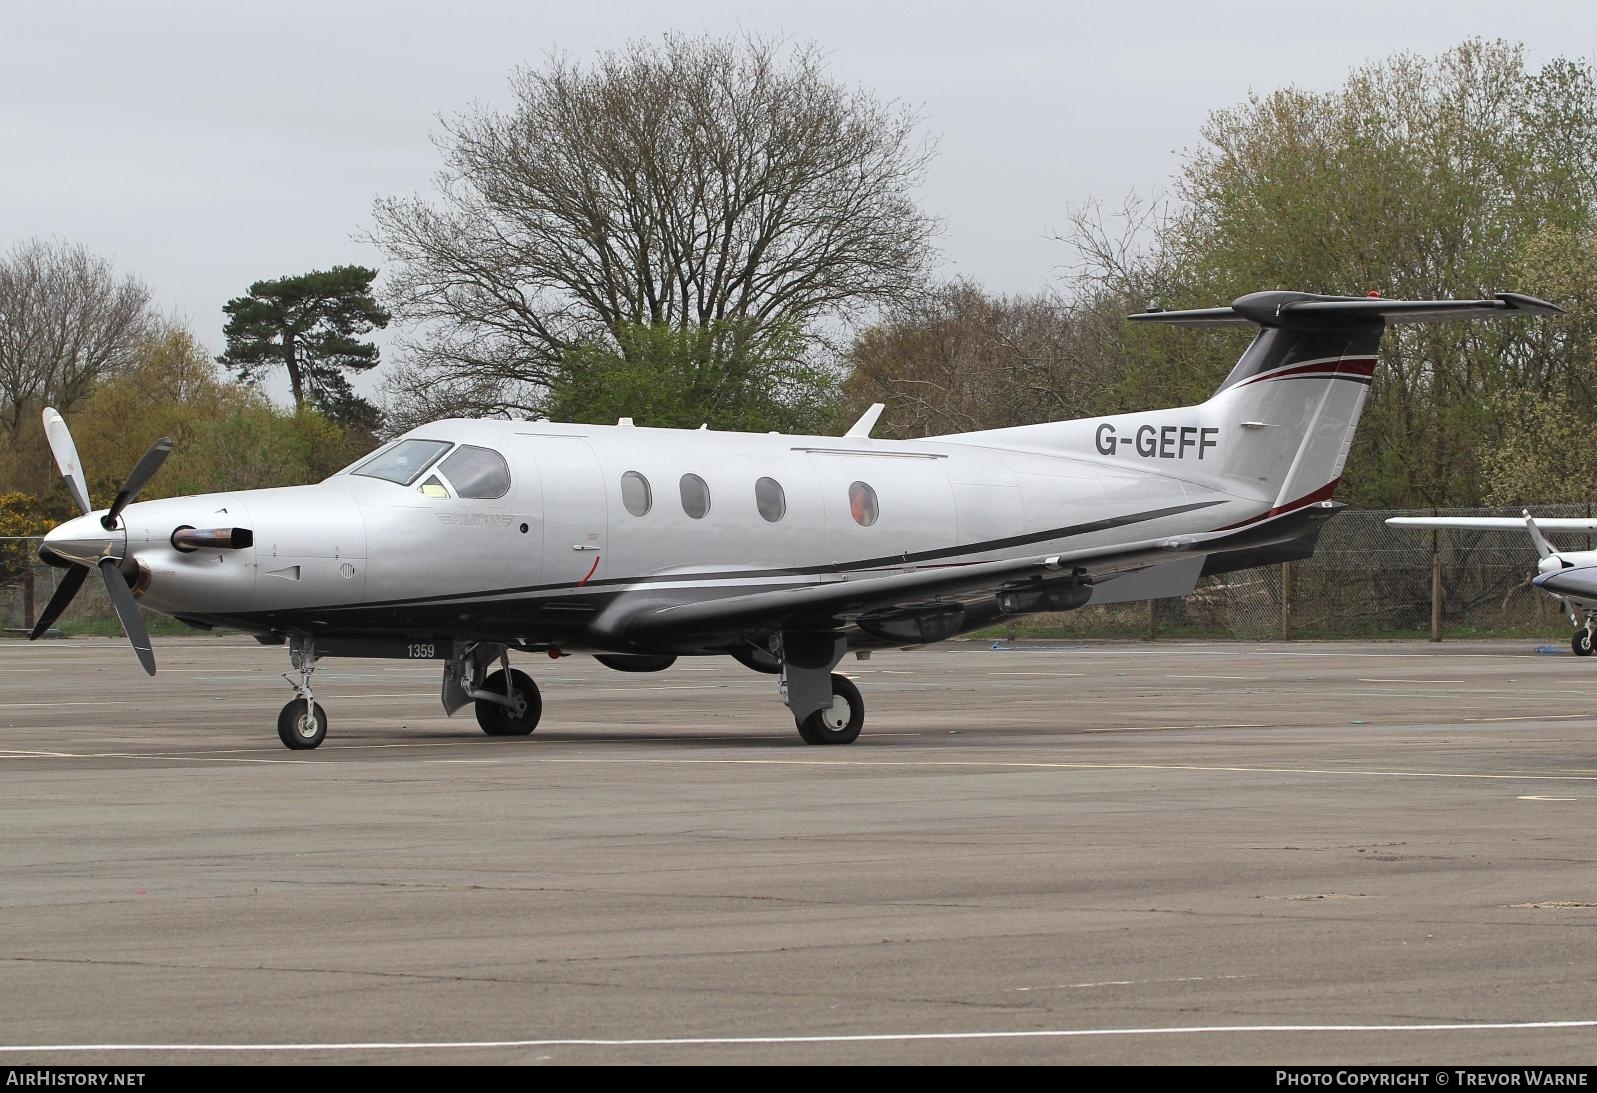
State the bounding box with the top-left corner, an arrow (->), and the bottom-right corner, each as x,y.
1234,358 -> 1376,389
1215,479 -> 1342,531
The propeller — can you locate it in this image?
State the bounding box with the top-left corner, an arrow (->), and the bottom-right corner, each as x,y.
29,408 -> 172,675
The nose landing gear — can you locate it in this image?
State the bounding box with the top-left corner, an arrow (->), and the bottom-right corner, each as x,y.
278,636 -> 327,750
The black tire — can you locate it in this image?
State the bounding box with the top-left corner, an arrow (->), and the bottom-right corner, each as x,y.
277,699 -> 327,750
795,674 -> 863,745
1575,629 -> 1594,656
475,667 -> 542,736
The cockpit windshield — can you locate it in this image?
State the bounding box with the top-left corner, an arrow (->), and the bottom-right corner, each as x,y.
350,439 -> 453,486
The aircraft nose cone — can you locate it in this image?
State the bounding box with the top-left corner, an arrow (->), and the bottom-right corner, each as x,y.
41,512 -> 123,566
1538,555 -> 1565,576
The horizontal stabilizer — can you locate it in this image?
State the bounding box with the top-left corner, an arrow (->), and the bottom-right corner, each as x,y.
1131,291 -> 1561,329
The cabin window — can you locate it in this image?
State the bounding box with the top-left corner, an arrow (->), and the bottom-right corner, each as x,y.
680,473 -> 711,519
351,438 -> 451,486
621,471 -> 652,517
849,481 -> 879,527
755,477 -> 786,522
438,444 -> 511,499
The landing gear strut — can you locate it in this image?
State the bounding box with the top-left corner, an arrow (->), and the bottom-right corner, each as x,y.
278,635 -> 327,750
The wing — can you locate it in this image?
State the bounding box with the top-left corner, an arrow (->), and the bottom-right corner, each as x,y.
613,502 -> 1342,648
1387,517 -> 1597,533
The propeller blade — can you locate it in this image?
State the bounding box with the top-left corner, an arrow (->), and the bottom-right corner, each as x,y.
98,556 -> 156,676
41,408 -> 90,516
102,436 -> 173,529
28,564 -> 89,640
1524,509 -> 1556,560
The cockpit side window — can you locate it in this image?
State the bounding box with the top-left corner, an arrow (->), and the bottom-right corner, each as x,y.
437,444 -> 512,499
351,439 -> 452,486
418,475 -> 450,499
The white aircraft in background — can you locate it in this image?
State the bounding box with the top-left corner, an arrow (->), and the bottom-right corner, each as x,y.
29,290 -> 1558,749
1387,510 -> 1597,654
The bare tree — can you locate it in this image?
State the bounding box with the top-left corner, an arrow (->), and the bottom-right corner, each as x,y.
370,33 -> 939,418
0,239 -> 152,438
842,281 -> 1105,437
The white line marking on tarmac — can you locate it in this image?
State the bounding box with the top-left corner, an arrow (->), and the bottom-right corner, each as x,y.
1519,795 -> 1583,801
529,757 -> 1597,783
5,1019 -> 1596,1053
1464,714 -> 1591,723
1358,679 -> 1467,684
1167,675 -> 1258,681
1014,974 -> 1248,992
7,750 -> 1596,782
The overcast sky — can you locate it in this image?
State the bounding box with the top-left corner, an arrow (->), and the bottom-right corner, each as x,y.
3,0 -> 1593,402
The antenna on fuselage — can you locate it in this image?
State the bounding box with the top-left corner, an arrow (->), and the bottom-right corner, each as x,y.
844,403 -> 885,438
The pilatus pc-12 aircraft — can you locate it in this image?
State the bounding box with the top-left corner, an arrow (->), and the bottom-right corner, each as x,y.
29,290 -> 1559,749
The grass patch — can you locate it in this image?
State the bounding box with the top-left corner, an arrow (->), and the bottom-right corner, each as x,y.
57,615 -> 212,638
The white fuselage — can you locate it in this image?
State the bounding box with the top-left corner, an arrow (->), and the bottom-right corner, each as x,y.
72,413 -> 1282,642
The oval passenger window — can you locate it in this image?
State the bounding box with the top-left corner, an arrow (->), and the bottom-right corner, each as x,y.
755,477 -> 785,523
680,473 -> 711,519
621,471 -> 652,517
848,481 -> 879,527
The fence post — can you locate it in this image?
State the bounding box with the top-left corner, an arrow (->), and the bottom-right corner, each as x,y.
1430,533 -> 1443,642
22,565 -> 34,630
1146,598 -> 1157,641
1280,561 -> 1292,641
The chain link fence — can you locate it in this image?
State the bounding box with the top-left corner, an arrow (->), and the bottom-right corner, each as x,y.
4,508 -> 1590,640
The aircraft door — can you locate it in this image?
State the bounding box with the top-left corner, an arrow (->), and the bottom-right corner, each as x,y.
524,436 -> 607,587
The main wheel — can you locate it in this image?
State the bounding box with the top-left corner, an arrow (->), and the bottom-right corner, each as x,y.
475,667 -> 542,736
1575,629 -> 1594,656
795,674 -> 864,745
277,699 -> 328,750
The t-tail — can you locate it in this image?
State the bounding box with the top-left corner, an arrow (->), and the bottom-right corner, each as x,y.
941,290 -> 1562,521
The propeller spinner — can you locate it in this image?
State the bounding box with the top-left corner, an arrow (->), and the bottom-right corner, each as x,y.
30,409 -> 173,674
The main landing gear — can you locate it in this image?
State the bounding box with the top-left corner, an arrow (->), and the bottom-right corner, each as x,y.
1564,605 -> 1595,657
274,636 -> 542,750
771,633 -> 866,746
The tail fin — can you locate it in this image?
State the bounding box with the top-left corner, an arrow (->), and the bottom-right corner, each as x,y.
935,290 -> 1560,516
1122,291 -> 1561,511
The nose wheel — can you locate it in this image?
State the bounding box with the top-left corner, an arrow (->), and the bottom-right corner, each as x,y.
277,699 -> 328,750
